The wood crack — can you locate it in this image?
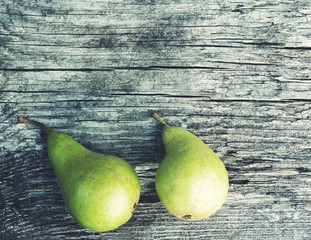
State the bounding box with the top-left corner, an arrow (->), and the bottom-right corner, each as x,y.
0,65 -> 229,71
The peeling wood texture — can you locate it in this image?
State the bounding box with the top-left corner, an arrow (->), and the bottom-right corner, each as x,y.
1,0 -> 311,239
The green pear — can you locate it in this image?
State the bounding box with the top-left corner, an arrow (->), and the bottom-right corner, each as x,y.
153,113 -> 228,221
19,116 -> 140,232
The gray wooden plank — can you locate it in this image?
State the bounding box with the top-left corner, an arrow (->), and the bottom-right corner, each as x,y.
1,69 -> 311,239
1,1 -> 310,70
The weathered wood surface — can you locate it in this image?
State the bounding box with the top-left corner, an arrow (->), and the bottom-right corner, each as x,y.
1,0 -> 311,239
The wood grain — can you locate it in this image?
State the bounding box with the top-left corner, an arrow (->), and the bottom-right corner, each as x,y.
1,0 -> 311,239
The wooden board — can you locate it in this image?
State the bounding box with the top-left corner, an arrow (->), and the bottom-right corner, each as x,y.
1,0 -> 311,239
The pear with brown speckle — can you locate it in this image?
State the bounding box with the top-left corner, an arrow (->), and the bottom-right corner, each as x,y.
19,116 -> 140,232
153,113 -> 228,221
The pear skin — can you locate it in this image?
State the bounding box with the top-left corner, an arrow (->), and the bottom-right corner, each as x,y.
19,117 -> 140,232
153,113 -> 228,221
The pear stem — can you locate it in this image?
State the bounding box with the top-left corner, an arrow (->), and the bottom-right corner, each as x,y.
152,113 -> 168,126
19,116 -> 52,135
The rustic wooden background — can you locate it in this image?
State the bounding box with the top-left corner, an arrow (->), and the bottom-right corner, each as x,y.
1,0 -> 311,239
